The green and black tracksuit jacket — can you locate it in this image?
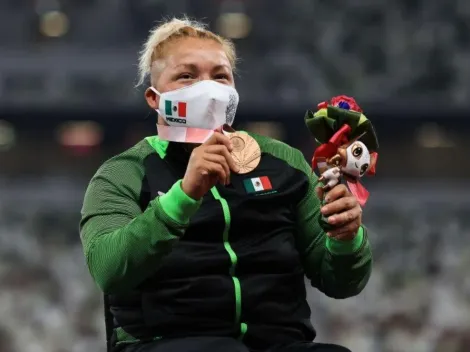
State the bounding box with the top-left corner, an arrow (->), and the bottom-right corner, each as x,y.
80,133 -> 373,351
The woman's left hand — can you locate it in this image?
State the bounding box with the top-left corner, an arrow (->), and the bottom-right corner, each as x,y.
318,184 -> 362,240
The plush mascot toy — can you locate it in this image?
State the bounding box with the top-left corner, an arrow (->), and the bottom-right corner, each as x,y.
305,95 -> 379,224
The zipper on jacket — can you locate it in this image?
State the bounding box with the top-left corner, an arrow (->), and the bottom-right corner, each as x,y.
210,187 -> 247,339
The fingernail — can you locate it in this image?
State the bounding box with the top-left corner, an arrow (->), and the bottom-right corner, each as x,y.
328,216 -> 336,224
321,206 -> 327,214
325,197 -> 330,203
327,232 -> 332,237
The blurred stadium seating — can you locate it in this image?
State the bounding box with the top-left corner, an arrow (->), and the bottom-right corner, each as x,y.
1,1 -> 470,351
1,0 -> 470,110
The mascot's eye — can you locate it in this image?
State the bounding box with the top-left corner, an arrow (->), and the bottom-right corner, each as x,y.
360,163 -> 369,176
352,144 -> 363,158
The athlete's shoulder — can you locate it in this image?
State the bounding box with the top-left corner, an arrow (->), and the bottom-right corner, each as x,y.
93,138 -> 155,181
248,132 -> 310,174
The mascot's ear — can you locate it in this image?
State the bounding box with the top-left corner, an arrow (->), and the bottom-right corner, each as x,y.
367,152 -> 378,176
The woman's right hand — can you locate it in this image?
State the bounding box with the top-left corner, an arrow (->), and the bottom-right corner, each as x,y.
181,132 -> 240,200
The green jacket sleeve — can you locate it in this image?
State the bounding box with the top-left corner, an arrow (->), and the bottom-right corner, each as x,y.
80,149 -> 201,294
294,153 -> 372,299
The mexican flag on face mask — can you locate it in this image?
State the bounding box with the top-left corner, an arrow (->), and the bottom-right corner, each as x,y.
165,100 -> 187,118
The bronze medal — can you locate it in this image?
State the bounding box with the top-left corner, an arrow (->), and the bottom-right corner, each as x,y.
229,132 -> 261,174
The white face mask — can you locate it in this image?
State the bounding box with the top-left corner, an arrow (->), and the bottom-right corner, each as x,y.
150,80 -> 239,143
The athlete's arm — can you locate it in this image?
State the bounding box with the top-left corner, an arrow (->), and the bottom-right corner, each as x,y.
80,152 -> 201,294
294,154 -> 372,298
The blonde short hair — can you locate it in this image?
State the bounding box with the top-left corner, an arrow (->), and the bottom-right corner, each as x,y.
137,17 -> 237,87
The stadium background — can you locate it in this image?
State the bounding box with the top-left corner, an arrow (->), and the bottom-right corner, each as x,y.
1,1 -> 470,351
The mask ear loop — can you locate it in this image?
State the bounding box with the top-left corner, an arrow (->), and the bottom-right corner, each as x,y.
149,87 -> 163,118
149,86 -> 160,95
